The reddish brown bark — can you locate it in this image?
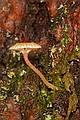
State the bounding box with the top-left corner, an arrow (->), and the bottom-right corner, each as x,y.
0,97 -> 21,120
46,0 -> 64,19
1,0 -> 26,33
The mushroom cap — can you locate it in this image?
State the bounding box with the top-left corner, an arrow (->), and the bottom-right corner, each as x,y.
9,42 -> 41,52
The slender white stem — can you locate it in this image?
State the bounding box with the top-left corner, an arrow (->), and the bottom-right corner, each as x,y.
22,52 -> 57,90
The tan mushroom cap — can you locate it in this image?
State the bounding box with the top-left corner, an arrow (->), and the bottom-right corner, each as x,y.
9,42 -> 41,52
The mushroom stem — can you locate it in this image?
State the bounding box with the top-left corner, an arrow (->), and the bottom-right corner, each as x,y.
22,52 -> 57,90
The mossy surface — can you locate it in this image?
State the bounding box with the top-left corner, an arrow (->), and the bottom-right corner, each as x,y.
0,0 -> 80,120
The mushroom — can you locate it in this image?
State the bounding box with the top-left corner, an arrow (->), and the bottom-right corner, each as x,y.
9,42 -> 57,90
